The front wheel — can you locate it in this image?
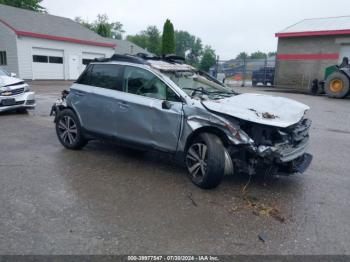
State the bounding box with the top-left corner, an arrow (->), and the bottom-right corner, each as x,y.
185,133 -> 225,189
55,109 -> 87,150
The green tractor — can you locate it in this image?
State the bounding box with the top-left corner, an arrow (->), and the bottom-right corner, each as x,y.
313,57 -> 350,98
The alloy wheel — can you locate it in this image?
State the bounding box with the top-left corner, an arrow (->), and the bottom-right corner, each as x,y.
186,142 -> 208,178
57,116 -> 78,145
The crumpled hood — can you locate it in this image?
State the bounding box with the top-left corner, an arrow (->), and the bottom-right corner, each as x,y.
202,93 -> 310,128
0,76 -> 24,88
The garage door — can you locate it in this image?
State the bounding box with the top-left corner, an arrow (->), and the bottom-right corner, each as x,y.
32,48 -> 64,80
82,52 -> 105,71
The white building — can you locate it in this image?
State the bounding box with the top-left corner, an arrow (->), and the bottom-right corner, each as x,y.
0,4 -> 116,80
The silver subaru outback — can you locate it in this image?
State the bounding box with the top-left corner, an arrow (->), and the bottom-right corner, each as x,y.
52,54 -> 312,189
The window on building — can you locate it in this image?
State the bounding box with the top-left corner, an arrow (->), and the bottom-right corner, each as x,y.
0,51 -> 7,65
49,56 -> 63,64
82,59 -> 93,65
33,55 -> 48,63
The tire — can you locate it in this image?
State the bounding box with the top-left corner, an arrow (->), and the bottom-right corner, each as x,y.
185,133 -> 225,189
252,81 -> 257,87
55,109 -> 87,150
325,72 -> 350,98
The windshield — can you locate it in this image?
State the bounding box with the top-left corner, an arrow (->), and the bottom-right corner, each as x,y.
165,71 -> 234,99
0,68 -> 9,76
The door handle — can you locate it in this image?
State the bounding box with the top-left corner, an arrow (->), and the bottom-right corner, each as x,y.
118,101 -> 129,109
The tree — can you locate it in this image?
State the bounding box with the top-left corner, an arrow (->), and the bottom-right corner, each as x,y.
162,19 -> 175,55
75,14 -> 125,39
127,25 -> 161,55
174,30 -> 203,66
187,38 -> 203,66
0,0 -> 46,12
250,51 -> 267,59
236,52 -> 249,60
199,46 -> 216,72
145,26 -> 161,55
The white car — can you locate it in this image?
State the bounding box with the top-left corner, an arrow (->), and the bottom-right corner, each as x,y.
0,68 -> 35,113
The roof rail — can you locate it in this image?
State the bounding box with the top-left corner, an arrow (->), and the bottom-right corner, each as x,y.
93,54 -> 147,64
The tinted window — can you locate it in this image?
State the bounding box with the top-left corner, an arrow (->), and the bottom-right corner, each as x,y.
76,65 -> 92,85
123,66 -> 180,101
88,64 -> 123,91
33,55 -> 48,63
49,56 -> 63,64
82,59 -> 93,65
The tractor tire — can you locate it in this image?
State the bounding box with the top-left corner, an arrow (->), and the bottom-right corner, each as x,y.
325,72 -> 350,98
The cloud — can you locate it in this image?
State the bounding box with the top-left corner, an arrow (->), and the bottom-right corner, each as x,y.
42,0 -> 350,59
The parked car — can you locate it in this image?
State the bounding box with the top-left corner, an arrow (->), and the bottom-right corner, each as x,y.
252,67 -> 275,87
51,54 -> 312,189
0,68 -> 35,112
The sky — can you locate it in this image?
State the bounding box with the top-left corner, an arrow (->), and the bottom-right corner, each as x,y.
42,0 -> 350,60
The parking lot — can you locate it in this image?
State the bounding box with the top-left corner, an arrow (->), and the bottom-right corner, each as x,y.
0,81 -> 349,255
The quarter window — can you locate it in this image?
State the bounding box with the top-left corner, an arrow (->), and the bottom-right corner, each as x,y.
87,64 -> 123,91
0,51 -> 7,65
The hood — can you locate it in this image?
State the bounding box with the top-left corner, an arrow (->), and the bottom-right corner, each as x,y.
0,76 -> 24,88
202,93 -> 309,128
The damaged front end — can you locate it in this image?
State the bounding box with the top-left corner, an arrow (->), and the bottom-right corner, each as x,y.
50,90 -> 69,122
227,117 -> 313,176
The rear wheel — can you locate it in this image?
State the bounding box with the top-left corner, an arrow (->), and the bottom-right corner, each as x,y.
55,109 -> 87,150
325,72 -> 350,98
185,133 -> 225,189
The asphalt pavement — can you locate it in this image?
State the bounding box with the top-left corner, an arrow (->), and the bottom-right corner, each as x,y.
0,81 -> 349,255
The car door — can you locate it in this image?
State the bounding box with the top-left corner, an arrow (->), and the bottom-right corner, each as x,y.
115,65 -> 183,152
69,65 -> 97,130
86,64 -> 124,136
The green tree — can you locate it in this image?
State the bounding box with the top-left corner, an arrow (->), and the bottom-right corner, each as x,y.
162,19 -> 175,55
187,38 -> 203,66
250,51 -> 267,59
199,46 -> 216,72
174,30 -> 203,65
0,0 -> 46,12
75,14 -> 125,39
236,52 -> 249,60
145,26 -> 161,55
127,25 -> 161,55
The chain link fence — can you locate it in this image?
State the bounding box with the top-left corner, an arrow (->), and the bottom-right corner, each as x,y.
210,57 -> 276,87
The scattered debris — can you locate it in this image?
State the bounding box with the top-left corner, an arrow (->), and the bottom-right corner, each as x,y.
258,232 -> 268,243
188,192 -> 198,207
262,112 -> 279,119
248,108 -> 260,117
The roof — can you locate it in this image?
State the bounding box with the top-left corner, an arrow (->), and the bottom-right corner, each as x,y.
108,39 -> 153,56
276,15 -> 350,38
0,4 -> 115,47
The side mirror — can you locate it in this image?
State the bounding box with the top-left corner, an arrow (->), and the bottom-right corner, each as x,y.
162,100 -> 172,110
10,72 -> 16,77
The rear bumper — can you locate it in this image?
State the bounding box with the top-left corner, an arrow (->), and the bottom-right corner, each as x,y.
0,92 -> 35,112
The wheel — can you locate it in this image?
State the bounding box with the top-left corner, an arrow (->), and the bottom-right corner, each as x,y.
185,133 -> 225,189
325,72 -> 350,98
252,81 -> 257,87
55,109 -> 87,150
